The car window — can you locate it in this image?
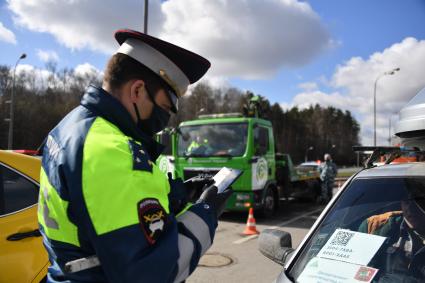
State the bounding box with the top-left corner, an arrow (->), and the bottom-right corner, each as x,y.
0,164 -> 39,216
289,177 -> 425,283
254,126 -> 269,155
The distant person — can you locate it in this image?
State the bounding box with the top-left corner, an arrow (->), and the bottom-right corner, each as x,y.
318,153 -> 338,203
187,136 -> 209,155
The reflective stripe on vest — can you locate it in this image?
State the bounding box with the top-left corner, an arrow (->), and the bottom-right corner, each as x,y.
38,168 -> 80,246
82,117 -> 170,235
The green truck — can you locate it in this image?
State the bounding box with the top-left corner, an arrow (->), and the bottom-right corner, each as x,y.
156,107 -> 320,216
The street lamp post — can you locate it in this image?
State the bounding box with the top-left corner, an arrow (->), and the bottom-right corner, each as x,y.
305,146 -> 314,162
7,53 -> 26,149
144,0 -> 149,34
373,67 -> 400,146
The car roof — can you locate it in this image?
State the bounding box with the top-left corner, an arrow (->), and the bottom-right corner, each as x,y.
299,162 -> 319,166
355,162 -> 425,178
0,150 -> 41,182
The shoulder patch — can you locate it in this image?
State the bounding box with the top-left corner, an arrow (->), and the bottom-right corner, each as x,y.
128,140 -> 153,172
137,198 -> 168,245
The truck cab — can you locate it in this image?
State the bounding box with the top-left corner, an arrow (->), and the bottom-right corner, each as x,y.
173,113 -> 278,216
155,97 -> 320,217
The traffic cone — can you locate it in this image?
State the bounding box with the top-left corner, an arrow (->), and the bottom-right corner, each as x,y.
243,207 -> 259,235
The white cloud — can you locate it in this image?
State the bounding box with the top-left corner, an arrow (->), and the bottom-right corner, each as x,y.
15,63 -> 34,73
74,63 -> 102,78
13,63 -> 103,90
70,63 -> 103,87
291,90 -> 359,110
8,0 -> 164,53
0,21 -> 16,44
37,49 -> 59,62
159,0 -> 330,79
298,81 -> 318,92
285,37 -> 425,145
8,0 -> 330,80
279,102 -> 292,111
203,76 -> 231,90
15,64 -> 55,90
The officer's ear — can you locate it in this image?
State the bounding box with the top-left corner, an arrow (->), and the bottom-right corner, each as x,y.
129,79 -> 146,103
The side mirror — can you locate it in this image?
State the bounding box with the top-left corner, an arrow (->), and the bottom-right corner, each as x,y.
258,229 -> 294,266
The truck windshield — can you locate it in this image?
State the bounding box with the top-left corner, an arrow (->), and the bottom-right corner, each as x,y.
289,177 -> 425,283
177,123 -> 248,157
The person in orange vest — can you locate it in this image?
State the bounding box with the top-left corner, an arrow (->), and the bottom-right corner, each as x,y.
358,196 -> 425,280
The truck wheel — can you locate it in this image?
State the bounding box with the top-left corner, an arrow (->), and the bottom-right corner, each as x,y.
261,187 -> 276,218
314,181 -> 322,203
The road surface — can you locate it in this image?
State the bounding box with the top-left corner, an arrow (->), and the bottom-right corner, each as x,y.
187,199 -> 325,283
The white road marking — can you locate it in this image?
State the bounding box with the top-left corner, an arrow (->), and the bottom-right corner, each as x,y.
268,226 -> 279,229
233,234 -> 258,244
276,208 -> 322,227
232,208 -> 322,245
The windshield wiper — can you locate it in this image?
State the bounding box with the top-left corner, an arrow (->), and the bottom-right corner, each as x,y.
183,153 -> 206,159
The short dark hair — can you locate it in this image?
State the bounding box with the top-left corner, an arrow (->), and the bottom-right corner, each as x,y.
103,53 -> 162,95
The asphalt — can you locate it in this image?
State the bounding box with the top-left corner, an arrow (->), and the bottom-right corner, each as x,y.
187,199 -> 325,283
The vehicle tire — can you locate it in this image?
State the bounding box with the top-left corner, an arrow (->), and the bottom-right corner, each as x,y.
260,187 -> 277,218
314,180 -> 322,203
302,181 -> 321,203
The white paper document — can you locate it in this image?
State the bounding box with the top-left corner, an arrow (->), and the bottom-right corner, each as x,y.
317,229 -> 386,266
298,257 -> 379,283
213,167 -> 242,193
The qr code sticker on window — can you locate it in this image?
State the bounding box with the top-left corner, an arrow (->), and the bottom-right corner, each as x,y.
330,230 -> 355,246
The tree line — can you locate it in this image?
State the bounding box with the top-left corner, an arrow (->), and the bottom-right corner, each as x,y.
0,64 -> 360,165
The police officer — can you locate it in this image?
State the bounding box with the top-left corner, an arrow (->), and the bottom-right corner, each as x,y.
38,29 -> 232,283
318,153 -> 338,203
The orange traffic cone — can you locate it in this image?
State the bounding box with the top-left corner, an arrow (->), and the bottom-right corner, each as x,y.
243,207 -> 259,235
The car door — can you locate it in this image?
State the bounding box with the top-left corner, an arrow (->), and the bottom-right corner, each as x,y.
0,160 -> 48,283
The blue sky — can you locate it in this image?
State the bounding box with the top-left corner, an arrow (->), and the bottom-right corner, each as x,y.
232,0 -> 425,103
1,0 -> 425,145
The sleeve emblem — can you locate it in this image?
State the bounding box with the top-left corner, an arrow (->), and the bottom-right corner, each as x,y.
137,198 -> 168,245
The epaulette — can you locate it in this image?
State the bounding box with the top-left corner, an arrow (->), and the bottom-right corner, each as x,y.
128,140 -> 153,172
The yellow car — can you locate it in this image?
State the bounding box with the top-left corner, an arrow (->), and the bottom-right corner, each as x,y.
0,150 -> 48,283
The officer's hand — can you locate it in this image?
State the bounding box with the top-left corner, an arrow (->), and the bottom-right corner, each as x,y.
184,176 -> 214,187
184,176 -> 214,201
168,173 -> 188,215
196,185 -> 233,218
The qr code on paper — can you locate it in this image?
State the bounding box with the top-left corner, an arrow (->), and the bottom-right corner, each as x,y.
330,230 -> 354,246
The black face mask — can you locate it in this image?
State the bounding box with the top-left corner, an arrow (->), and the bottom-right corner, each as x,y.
133,102 -> 170,136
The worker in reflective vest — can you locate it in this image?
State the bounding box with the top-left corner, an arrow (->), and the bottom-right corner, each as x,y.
38,29 -> 232,283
